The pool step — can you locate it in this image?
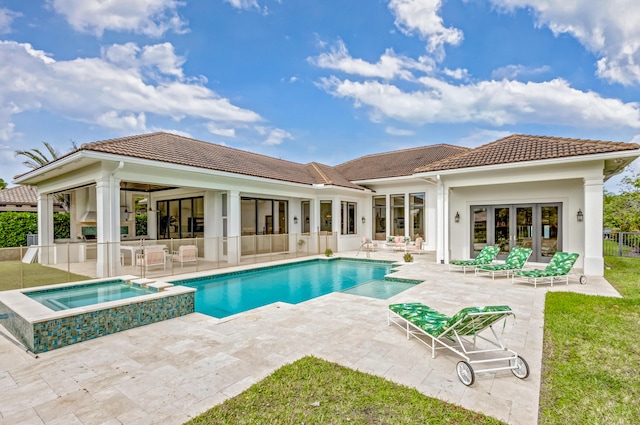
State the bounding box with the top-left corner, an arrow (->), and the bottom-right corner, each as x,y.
146,281 -> 174,291
130,278 -> 156,288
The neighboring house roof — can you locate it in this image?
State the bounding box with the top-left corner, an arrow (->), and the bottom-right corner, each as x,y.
0,185 -> 63,212
0,185 -> 39,205
78,132 -> 367,190
416,134 -> 640,173
335,144 -> 469,180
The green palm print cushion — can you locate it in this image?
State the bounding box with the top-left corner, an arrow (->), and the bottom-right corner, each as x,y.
450,245 -> 499,266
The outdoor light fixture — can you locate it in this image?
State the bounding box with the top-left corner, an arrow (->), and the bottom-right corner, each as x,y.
455,212 -> 460,223
362,216 -> 366,224
293,216 -> 298,224
577,209 -> 583,222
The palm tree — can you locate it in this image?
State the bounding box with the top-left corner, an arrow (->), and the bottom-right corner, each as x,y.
0,178 -> 7,190
15,141 -> 78,212
15,142 -> 60,169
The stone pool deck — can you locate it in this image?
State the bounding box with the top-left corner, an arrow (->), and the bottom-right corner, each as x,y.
0,251 -> 621,425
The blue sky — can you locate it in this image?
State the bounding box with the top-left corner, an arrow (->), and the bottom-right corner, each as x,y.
1,0 -> 640,190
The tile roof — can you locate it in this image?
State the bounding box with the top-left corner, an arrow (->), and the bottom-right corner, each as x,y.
0,185 -> 39,205
305,163 -> 365,190
334,144 -> 470,180
416,134 -> 640,173
79,132 -> 366,190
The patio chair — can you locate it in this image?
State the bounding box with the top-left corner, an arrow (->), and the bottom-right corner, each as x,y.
405,237 -> 424,254
449,245 -> 500,274
475,246 -> 533,279
136,247 -> 167,272
171,245 -> 198,268
511,251 -> 583,287
388,302 -> 529,386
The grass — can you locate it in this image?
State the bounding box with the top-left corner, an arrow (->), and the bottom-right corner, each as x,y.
0,261 -> 90,291
185,356 -> 504,425
538,256 -> 640,424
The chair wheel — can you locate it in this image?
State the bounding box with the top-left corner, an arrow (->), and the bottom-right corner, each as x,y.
456,361 -> 475,386
579,275 -> 587,285
510,355 -> 530,379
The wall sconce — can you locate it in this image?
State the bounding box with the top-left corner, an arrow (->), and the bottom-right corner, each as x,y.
454,212 -> 460,223
361,216 -> 366,224
293,216 -> 298,224
577,209 -> 583,222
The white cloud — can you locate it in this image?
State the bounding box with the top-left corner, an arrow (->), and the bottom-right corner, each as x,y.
262,128 -> 293,146
224,0 -> 261,11
49,0 -> 188,37
443,67 -> 469,80
490,0 -> 640,85
0,41 -> 262,140
385,126 -> 415,136
309,40 -> 434,80
491,64 -> 551,80
319,76 -> 640,128
457,129 -> 512,148
206,124 -> 236,137
388,0 -> 463,59
0,8 -> 21,34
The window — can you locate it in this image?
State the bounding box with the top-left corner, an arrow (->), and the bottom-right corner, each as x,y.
409,193 -> 424,240
320,201 -> 332,232
301,201 -> 310,233
373,196 -> 386,240
341,201 -> 356,235
391,194 -> 404,236
157,196 -> 204,239
240,197 -> 289,235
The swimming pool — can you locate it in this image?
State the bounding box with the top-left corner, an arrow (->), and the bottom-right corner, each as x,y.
174,259 -> 420,318
26,280 -> 157,311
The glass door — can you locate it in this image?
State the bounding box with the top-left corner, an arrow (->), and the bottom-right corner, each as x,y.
470,203 -> 561,262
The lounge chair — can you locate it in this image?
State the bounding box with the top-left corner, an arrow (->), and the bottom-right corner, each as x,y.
449,245 -> 500,274
475,247 -> 532,279
136,247 -> 167,272
511,251 -> 584,287
388,302 -> 529,385
171,245 -> 198,267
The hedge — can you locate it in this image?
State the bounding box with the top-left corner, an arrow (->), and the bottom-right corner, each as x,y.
0,212 -> 70,248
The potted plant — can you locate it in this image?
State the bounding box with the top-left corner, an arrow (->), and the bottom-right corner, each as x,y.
403,252 -> 414,263
324,248 -> 333,257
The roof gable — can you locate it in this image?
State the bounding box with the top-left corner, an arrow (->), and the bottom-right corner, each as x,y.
416,134 -> 640,173
335,144 -> 469,180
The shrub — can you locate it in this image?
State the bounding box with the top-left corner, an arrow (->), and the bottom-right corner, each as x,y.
0,211 -> 70,247
403,252 -> 414,263
325,248 -> 333,257
136,213 -> 148,236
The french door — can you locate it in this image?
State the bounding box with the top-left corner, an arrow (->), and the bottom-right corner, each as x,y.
471,204 -> 561,263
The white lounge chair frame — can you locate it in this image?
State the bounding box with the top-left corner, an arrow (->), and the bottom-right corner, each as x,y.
388,305 -> 529,386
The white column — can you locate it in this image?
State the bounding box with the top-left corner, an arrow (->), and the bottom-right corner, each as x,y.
37,193 -> 54,265
96,177 -> 121,277
227,190 -> 240,265
435,176 -> 445,264
203,190 -> 218,262
385,194 -> 391,239
583,177 -> 604,276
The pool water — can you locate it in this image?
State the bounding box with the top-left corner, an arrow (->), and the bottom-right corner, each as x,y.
26,280 -> 156,311
177,259 -> 417,318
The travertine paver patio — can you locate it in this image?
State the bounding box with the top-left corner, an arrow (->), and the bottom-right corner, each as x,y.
0,251 -> 621,425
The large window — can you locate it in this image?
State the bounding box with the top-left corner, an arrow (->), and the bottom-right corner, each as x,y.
391,194 -> 404,236
341,201 -> 356,235
241,197 -> 288,235
301,201 -> 310,233
373,196 -> 386,240
157,196 -> 204,239
320,201 -> 332,232
409,193 -> 424,240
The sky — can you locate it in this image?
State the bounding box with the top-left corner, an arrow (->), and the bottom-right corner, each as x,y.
1,0 -> 640,190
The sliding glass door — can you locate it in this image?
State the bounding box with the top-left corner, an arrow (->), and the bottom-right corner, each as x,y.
470,203 -> 561,262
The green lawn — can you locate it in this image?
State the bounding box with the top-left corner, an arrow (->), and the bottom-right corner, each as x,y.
0,261 -> 90,291
185,356 -> 504,425
539,257 -> 640,424
186,256 -> 640,425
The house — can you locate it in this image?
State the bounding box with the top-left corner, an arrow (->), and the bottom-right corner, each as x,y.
0,185 -> 64,213
13,132 -> 640,278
